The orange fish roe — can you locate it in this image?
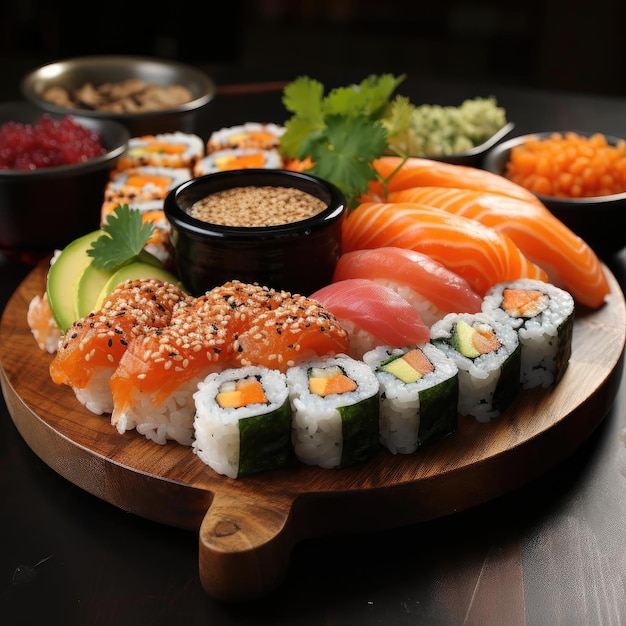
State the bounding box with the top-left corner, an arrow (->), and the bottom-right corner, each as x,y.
504,132 -> 626,198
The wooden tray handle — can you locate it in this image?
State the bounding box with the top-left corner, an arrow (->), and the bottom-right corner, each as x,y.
198,489 -> 296,601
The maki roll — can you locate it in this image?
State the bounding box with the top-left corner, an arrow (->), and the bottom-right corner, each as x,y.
193,148 -> 283,176
430,312 -> 521,422
117,132 -> 205,169
193,365 -> 293,479
481,279 -> 575,389
363,344 -> 458,454
207,122 -> 285,153
104,165 -> 193,204
286,355 -> 380,469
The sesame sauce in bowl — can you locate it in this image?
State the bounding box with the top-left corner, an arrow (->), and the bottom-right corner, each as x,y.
164,168 -> 347,296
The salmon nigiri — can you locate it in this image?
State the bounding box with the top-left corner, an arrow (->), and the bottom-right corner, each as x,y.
49,278 -> 188,415
234,293 -> 350,371
386,186 -> 609,309
310,278 -> 431,359
363,155 -> 543,205
341,202 -> 549,297
332,247 -> 483,326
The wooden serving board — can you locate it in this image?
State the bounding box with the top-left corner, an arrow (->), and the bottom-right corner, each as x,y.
1,260 -> 625,602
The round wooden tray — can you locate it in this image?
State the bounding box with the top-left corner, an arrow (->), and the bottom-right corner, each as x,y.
1,260 -> 624,601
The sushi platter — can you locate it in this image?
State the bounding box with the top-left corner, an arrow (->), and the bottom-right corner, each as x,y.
1,257 -> 625,601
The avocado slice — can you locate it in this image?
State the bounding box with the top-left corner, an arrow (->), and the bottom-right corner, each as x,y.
381,356 -> 421,384
75,248 -> 164,319
93,261 -> 185,310
46,230 -> 103,332
452,320 -> 481,358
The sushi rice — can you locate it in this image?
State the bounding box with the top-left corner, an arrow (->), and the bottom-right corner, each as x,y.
430,312 -> 521,422
481,279 -> 575,389
363,344 -> 459,454
286,354 -> 380,469
193,365 -> 292,479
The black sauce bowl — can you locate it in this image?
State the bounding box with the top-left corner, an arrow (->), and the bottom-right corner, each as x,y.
164,169 -> 347,296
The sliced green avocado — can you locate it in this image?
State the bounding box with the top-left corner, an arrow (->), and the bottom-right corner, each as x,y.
93,261 -> 185,310
451,319 -> 481,358
75,248 -> 164,319
46,230 -> 103,332
381,356 -> 421,384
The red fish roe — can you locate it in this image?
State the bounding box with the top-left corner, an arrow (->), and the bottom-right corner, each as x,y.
0,114 -> 106,170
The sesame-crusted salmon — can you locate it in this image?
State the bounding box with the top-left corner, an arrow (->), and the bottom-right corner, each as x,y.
49,278 -> 189,415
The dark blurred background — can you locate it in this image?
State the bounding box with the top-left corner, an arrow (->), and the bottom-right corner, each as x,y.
1,0 -> 626,98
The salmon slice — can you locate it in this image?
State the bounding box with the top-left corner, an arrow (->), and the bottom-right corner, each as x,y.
363,156 -> 543,205
342,202 -> 548,296
234,293 -> 350,371
49,279 -> 188,391
387,186 -> 609,309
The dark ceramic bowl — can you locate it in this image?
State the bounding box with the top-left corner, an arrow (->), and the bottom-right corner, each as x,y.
164,169 -> 347,296
432,121 -> 516,167
0,101 -> 129,263
483,131 -> 626,256
20,55 -> 215,137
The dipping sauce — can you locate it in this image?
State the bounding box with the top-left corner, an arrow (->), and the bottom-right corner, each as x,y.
188,185 -> 328,226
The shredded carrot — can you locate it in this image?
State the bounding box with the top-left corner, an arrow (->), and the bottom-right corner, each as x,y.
505,132 -> 626,198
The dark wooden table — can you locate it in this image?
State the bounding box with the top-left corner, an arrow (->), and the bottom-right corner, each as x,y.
2,70 -> 626,624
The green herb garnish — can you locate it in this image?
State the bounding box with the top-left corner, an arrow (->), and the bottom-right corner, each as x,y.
87,204 -> 156,270
280,74 -> 406,207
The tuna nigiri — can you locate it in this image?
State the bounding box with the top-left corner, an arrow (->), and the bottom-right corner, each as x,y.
363,156 -> 544,205
342,202 -> 549,297
310,278 -> 431,359
332,247 -> 483,325
385,186 -> 610,309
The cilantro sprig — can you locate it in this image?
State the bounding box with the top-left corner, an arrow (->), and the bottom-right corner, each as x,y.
280,74 -> 406,207
87,204 -> 156,270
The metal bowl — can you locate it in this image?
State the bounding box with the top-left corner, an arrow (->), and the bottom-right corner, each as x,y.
0,101 -> 129,263
20,55 -> 215,137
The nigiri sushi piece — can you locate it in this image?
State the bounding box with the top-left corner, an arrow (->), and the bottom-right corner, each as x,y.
310,278 -> 431,359
386,186 -> 609,309
342,202 -> 549,297
108,281 -> 281,444
332,247 -> 483,326
233,292 -> 350,371
363,155 -> 543,205
49,279 -> 189,415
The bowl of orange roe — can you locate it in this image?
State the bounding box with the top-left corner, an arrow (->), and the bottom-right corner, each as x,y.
483,130 -> 626,256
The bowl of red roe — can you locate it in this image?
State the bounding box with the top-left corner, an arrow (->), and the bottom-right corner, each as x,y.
164,168 -> 347,296
483,130 -> 626,256
0,101 -> 129,263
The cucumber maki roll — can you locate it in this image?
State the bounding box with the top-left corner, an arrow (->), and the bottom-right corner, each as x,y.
430,312 -> 521,422
192,365 -> 292,479
363,344 -> 459,454
481,279 -> 575,389
286,355 -> 380,469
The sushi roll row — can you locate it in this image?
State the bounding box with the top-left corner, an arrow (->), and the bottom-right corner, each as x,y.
193,343 -> 463,478
100,132 -> 204,265
430,278 -> 575,422
98,124 -> 288,263
193,355 -> 381,478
